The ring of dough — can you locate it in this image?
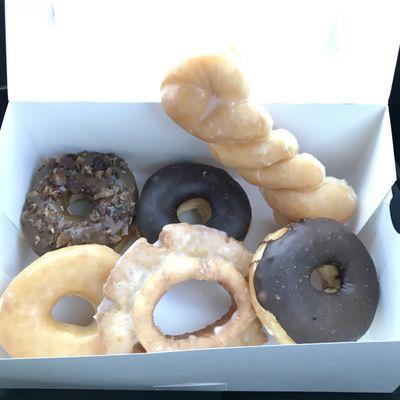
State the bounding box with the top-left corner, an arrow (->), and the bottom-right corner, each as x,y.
133,255 -> 256,352
0,245 -> 119,357
96,223 -> 266,353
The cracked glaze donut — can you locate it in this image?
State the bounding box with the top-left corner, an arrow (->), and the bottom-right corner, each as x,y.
249,218 -> 379,343
136,162 -> 251,243
0,245 -> 119,357
96,223 -> 266,353
21,151 -> 138,255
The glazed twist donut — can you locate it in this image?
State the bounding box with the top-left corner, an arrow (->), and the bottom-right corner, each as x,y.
161,54 -> 357,223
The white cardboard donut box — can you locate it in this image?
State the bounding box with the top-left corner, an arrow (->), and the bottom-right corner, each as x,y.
1,0 -> 400,393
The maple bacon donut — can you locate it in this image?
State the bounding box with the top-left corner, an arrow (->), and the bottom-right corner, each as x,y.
96,224 -> 266,353
0,245 -> 119,357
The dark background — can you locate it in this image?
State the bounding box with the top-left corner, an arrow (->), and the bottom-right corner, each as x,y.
0,0 -> 399,398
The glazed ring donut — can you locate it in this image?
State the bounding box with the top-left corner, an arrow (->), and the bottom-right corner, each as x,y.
249,218 -> 379,343
96,223 -> 266,353
21,151 -> 138,255
0,245 -> 119,357
161,54 -> 357,223
136,162 -> 251,243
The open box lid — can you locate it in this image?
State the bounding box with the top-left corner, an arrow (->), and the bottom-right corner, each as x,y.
5,0 -> 400,103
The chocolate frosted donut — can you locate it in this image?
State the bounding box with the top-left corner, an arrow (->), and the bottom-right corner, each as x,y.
250,218 -> 379,343
21,151 -> 137,255
136,162 -> 251,243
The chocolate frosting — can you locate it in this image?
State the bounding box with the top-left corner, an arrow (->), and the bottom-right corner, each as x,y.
136,162 -> 251,243
21,151 -> 137,255
253,218 -> 379,343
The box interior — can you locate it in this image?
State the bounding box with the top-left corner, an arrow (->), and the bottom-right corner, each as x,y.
5,1 -> 400,105
0,101 -> 397,360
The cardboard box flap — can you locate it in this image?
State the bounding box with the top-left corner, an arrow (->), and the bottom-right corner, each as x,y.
5,0 -> 400,103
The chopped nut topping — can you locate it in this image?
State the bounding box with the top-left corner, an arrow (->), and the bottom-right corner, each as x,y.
21,151 -> 137,255
56,233 -> 71,248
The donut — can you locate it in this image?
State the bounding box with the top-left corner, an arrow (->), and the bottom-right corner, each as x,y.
96,223 -> 266,353
249,218 -> 379,343
161,54 -> 357,223
21,151 -> 138,255
261,177 -> 358,223
136,162 -> 251,243
0,245 -> 119,357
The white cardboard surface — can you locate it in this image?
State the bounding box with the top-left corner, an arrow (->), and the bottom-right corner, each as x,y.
0,102 -> 394,237
359,195 -> 400,342
0,101 -> 398,391
5,0 -> 400,103
1,341 -> 399,391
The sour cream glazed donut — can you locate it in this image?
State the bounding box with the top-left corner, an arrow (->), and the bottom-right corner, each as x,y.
0,245 -> 119,357
21,152 -> 138,255
96,224 -> 266,353
136,162 -> 251,243
250,218 -> 379,343
161,54 -> 357,223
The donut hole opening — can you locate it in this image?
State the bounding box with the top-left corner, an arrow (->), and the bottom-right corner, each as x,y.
153,280 -> 233,336
51,295 -> 95,327
68,194 -> 94,218
310,264 -> 342,294
177,198 -> 212,225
